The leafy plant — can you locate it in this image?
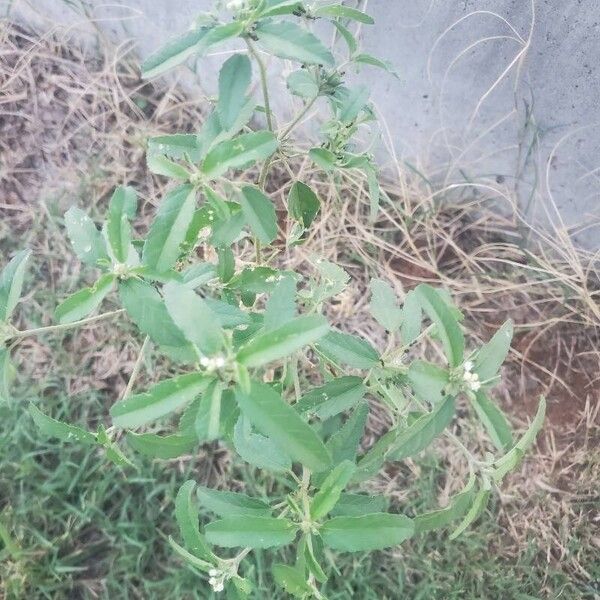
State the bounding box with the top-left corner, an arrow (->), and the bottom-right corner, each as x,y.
1,1 -> 545,597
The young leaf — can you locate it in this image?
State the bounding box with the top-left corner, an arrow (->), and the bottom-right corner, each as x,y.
196,486 -> 271,518
205,516 -> 297,549
336,85 -> 370,123
28,403 -> 96,445
325,401 -> 369,465
264,277 -> 297,330
146,154 -> 191,180
313,4 -> 375,24
255,21 -> 334,66
163,281 -> 224,356
473,319 -> 513,382
309,147 -> 337,171
142,185 -> 197,273
54,274 -> 115,324
240,186 -> 278,245
201,131 -> 278,178
333,21 -> 357,54
415,284 -> 464,367
470,390 -> 512,452
331,493 -> 387,517
287,181 -> 320,228
492,396 -> 545,482
315,331 -> 380,369
216,246 -> 235,283
175,480 -> 214,560
311,460 -> 356,520
449,485 -> 491,540
110,373 -> 210,428
407,360 -> 449,405
0,348 -> 13,402
320,513 -> 414,552
387,396 -> 455,460
0,250 -> 30,323
414,474 -> 476,533
218,54 -> 252,130
287,70 -> 319,99
126,431 -> 196,459
95,425 -> 136,468
119,278 -> 194,360
147,134 -> 202,162
354,53 -> 398,77
233,416 -> 292,472
272,564 -> 313,598
369,278 -> 402,332
296,376 -> 366,420
227,266 -> 281,294
141,27 -> 210,78
401,289 -> 422,344
236,315 -> 329,368
235,381 -> 331,472
106,186 -> 137,264
64,207 -> 108,267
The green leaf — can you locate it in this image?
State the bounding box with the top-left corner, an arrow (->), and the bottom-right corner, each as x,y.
28,403 -> 96,445
407,360 -> 449,405
311,460 -> 356,520
414,474 -> 476,533
320,513 -> 414,552
416,284 -> 464,367
264,277 -> 297,330
369,278 -> 402,332
201,131 -> 278,178
353,53 -> 398,77
54,274 -> 115,324
492,396 -> 545,483
236,315 -> 329,368
470,390 -> 512,452
142,185 -> 197,273
110,373 -> 210,428
449,485 -> 491,540
331,493 -> 387,517
197,486 -> 271,518
106,186 -> 137,264
296,376 -> 366,420
401,290 -> 422,344
119,278 -> 193,360
95,425 -> 136,468
147,134 -> 202,162
287,181 -> 320,228
314,4 -> 374,24
325,401 -> 369,465
240,186 -> 278,244
233,416 -> 292,472
182,262 -> 217,288
218,54 -> 252,130
255,20 -> 334,66
473,319 -> 513,382
64,207 -> 108,267
0,348 -> 13,402
286,70 -> 319,99
205,516 -> 297,549
227,266 -> 282,294
272,564 -> 312,598
168,537 -> 214,572
309,147 -> 337,171
163,281 -> 223,356
141,27 -> 210,78
387,396 -> 455,460
235,381 -> 331,472
126,432 -> 196,459
175,480 -> 214,560
205,297 -> 250,328
0,250 -> 30,323
315,331 -> 380,369
147,154 -> 191,180
333,21 -> 357,54
216,246 -> 235,283
336,85 -> 370,123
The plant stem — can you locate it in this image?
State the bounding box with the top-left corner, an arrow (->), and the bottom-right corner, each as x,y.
245,39 -> 273,132
280,95 -> 318,140
10,309 -> 125,340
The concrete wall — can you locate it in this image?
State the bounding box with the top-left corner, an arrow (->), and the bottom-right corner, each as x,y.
5,0 -> 600,249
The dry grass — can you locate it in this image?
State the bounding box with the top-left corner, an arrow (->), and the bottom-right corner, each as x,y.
1,18 -> 599,599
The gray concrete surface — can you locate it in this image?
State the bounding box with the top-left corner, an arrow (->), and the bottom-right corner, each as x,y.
5,0 -> 600,250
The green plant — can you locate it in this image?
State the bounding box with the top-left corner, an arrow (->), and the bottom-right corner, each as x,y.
1,2 -> 545,597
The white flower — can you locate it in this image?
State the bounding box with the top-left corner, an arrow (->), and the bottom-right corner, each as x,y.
463,360 -> 474,372
200,355 -> 227,371
462,368 -> 481,392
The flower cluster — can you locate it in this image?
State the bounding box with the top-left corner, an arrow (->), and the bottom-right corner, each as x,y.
462,360 -> 481,392
200,355 -> 226,371
208,568 -> 226,593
